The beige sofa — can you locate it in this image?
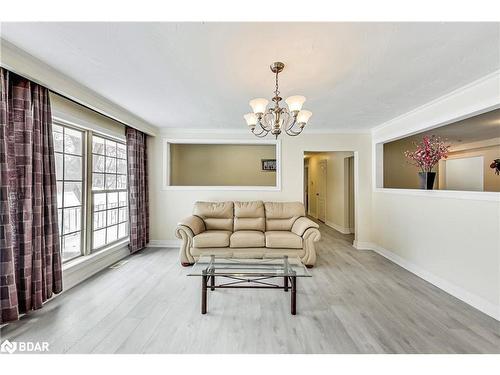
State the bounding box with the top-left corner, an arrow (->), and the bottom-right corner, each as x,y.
175,201 -> 321,267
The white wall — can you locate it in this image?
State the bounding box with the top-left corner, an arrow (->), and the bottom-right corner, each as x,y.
148,130 -> 372,246
371,71 -> 500,320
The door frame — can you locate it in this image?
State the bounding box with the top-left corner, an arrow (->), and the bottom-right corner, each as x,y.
302,150 -> 359,245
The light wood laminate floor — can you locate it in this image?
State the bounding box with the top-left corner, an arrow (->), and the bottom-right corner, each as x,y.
2,221 -> 500,353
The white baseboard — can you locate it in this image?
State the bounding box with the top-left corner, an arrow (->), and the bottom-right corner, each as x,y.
358,242 -> 500,321
325,220 -> 352,234
148,239 -> 181,248
352,240 -> 375,250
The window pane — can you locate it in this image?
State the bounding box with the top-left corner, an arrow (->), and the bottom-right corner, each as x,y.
93,229 -> 106,249
53,124 -> 63,133
118,222 -> 128,238
107,209 -> 118,226
117,159 -> 127,174
64,128 -> 83,155
62,232 -> 81,261
105,174 -> 117,190
93,155 -> 105,172
55,153 -> 63,179
63,207 -> 81,234
107,192 -> 118,208
53,131 -> 64,152
63,182 -> 82,207
92,174 -> 104,190
94,193 -> 106,211
118,192 -> 127,207
93,211 -> 106,230
119,207 -> 128,222
64,155 -> 82,180
105,157 -> 116,173
107,225 -> 118,242
117,175 -> 127,189
93,136 -> 105,155
117,143 -> 126,159
57,181 -> 63,207
105,139 -> 116,157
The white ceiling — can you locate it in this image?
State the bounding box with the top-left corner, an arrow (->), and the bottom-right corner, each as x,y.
1,22 -> 499,131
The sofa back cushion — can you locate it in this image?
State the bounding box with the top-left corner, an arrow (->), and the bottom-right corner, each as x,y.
264,202 -> 305,231
193,201 -> 234,231
234,201 -> 265,232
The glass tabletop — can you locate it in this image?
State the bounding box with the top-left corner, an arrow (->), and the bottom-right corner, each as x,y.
187,255 -> 311,277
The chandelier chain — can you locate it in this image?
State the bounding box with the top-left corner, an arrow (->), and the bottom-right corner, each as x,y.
274,71 -> 280,98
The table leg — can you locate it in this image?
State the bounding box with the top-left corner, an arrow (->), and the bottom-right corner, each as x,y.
202,275 -> 208,314
211,274 -> 215,291
284,276 -> 289,292
291,276 -> 296,315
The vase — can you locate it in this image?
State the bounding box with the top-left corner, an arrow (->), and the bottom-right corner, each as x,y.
418,172 -> 436,190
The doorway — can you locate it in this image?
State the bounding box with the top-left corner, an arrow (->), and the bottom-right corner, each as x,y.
304,151 -> 355,238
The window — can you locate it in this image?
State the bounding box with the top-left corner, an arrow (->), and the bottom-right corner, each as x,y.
53,124 -> 84,262
52,123 -> 129,262
91,136 -> 128,250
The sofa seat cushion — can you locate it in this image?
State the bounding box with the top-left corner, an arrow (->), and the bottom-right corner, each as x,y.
230,230 -> 265,248
193,230 -> 231,248
265,231 -> 302,249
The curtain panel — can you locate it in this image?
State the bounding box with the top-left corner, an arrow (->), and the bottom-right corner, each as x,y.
0,68 -> 62,323
126,127 -> 149,253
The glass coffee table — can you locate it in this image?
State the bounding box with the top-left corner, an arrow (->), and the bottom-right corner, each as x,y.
188,255 -> 311,315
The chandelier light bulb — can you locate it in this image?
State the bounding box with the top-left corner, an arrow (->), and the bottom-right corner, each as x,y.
285,95 -> 306,113
249,98 -> 269,114
297,110 -> 312,124
244,113 -> 258,127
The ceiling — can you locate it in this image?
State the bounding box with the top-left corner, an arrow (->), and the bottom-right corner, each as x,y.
1,22 -> 499,131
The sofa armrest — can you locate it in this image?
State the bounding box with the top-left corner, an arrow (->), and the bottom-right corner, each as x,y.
291,216 -> 319,237
177,215 -> 205,236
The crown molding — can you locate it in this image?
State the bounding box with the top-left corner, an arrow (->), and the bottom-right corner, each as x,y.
159,127 -> 370,136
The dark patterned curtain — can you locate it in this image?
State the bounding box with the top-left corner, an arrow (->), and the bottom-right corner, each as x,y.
0,68 -> 62,323
126,127 -> 149,253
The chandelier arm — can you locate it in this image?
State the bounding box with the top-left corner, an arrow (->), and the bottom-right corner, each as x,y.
284,127 -> 304,136
252,127 -> 270,138
285,113 -> 298,132
258,111 -> 273,131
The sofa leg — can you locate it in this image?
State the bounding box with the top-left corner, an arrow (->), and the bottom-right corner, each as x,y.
305,264 -> 314,269
181,262 -> 193,267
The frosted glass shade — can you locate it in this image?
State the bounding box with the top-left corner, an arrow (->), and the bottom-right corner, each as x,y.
297,110 -> 312,124
285,95 -> 306,112
244,113 -> 258,127
249,98 -> 269,114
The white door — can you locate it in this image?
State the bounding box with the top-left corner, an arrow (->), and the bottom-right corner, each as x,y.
317,160 -> 327,222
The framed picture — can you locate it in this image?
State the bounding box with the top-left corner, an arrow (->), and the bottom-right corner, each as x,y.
261,159 -> 276,171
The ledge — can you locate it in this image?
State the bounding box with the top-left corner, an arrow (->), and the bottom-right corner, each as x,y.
374,188 -> 500,202
62,239 -> 130,290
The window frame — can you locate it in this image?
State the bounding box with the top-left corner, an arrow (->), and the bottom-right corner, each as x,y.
90,133 -> 129,252
53,120 -> 87,262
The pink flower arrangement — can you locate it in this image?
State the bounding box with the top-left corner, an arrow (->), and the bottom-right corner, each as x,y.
404,135 -> 450,173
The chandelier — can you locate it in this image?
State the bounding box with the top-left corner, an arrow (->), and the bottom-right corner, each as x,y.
244,62 -> 312,139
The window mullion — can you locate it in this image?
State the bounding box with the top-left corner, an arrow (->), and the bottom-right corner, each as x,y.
85,130 -> 94,255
